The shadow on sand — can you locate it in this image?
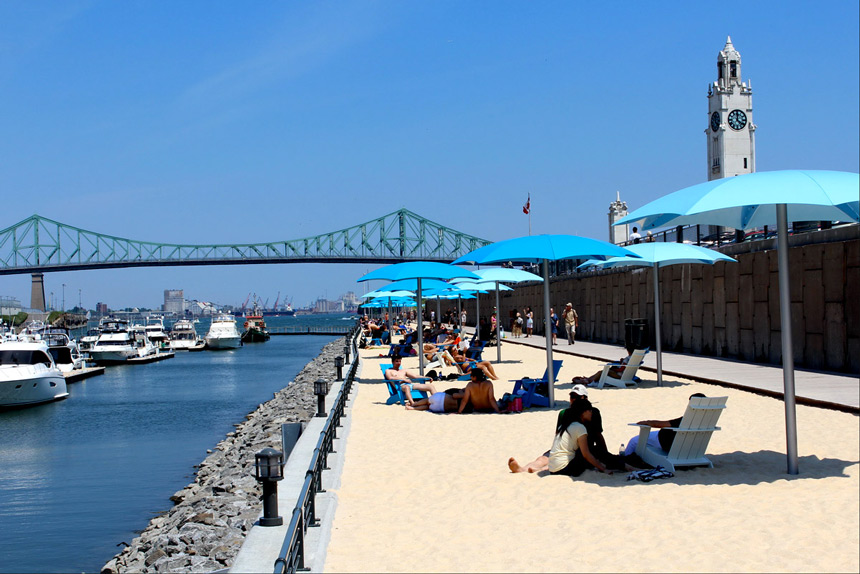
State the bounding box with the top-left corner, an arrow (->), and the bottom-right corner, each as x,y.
536,451 -> 858,485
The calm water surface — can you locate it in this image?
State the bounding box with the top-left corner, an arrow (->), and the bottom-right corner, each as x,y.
0,314 -> 351,573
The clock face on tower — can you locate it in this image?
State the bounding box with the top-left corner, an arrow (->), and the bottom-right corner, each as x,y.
728,109 -> 747,130
710,112 -> 720,132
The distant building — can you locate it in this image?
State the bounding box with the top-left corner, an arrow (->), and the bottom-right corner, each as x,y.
96,302 -> 109,315
163,289 -> 185,315
1,296 -> 23,316
608,192 -> 629,245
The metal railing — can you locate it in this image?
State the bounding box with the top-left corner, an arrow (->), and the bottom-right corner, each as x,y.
273,323 -> 361,574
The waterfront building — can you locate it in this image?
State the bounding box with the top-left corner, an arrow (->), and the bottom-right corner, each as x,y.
163,289 -> 185,315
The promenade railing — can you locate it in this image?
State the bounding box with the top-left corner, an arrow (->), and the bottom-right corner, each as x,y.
273,323 -> 361,574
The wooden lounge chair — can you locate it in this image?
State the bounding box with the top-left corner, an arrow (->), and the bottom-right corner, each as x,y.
593,348 -> 648,389
379,363 -> 429,406
629,395 -> 728,472
511,360 -> 564,408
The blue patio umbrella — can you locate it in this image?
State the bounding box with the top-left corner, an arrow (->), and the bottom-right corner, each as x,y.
579,243 -> 736,386
357,262 -> 480,374
615,169 -> 860,475
467,268 -> 543,362
361,289 -> 419,324
454,235 -> 638,405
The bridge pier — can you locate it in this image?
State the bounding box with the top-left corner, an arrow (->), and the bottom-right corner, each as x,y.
30,273 -> 46,311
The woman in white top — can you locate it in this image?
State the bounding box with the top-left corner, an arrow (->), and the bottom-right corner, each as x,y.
549,402 -> 622,476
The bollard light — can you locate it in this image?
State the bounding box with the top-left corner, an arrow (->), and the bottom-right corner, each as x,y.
254,448 -> 284,527
343,345 -> 350,364
314,378 -> 328,417
335,356 -> 344,382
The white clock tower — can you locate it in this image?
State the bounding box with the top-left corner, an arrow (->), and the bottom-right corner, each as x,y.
706,36 -> 756,180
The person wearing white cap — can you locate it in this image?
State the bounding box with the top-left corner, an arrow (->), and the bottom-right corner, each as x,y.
507,384 -> 605,473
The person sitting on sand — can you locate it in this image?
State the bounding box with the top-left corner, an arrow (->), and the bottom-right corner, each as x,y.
571,350 -> 633,386
449,347 -> 499,380
384,356 -> 437,407
623,393 -> 706,456
458,369 -> 501,414
545,401 -> 637,476
508,385 -> 606,473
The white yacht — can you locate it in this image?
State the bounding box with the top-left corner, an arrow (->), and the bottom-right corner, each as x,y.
168,319 -> 203,351
41,329 -> 87,373
204,314 -> 242,349
0,336 -> 68,407
144,316 -> 170,349
88,318 -> 158,364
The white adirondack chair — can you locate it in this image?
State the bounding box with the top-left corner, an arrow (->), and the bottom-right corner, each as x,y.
630,395 -> 728,472
594,347 -> 648,388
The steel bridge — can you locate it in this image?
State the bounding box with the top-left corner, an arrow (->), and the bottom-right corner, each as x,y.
0,209 -> 491,275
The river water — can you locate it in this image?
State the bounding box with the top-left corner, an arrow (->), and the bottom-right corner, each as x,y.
0,313 -> 353,573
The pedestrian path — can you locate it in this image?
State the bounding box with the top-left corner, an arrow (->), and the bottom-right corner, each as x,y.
485,331 -> 859,412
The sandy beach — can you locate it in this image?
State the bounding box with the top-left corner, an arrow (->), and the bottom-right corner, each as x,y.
324,341 -> 859,573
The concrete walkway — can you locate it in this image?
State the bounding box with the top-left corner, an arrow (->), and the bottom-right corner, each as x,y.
482,331 -> 859,413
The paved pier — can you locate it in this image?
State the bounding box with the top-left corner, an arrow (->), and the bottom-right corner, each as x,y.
488,330 -> 859,412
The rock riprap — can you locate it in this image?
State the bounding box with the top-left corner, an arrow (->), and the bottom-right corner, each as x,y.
102,338 -> 345,573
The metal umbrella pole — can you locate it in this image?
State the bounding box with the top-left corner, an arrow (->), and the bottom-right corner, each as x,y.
541,259 -> 555,406
495,281 -> 501,363
417,278 -> 424,376
653,263 -> 663,386
777,204 -> 799,475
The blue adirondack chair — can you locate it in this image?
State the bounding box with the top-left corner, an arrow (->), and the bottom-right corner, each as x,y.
511,360 -> 563,408
380,363 -> 429,405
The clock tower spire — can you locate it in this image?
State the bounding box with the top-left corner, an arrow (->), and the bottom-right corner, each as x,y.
706,36 -> 756,181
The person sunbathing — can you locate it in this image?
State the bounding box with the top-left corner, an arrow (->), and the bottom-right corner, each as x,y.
384,356 -> 437,407
571,350 -> 633,386
405,388 -> 464,413
449,347 -> 499,380
458,369 -> 500,414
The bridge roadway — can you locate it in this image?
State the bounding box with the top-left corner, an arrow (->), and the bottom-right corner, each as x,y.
0,209 -> 491,275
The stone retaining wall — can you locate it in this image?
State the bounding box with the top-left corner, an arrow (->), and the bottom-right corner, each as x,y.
483,233 -> 859,373
101,338 -> 345,574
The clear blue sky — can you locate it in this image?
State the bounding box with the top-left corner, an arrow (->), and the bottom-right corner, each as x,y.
1,1 -> 858,310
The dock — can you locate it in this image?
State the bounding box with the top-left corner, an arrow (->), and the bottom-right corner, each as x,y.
63,366 -> 105,383
127,351 -> 175,364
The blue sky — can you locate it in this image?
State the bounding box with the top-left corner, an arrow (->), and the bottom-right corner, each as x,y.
1,1 -> 857,310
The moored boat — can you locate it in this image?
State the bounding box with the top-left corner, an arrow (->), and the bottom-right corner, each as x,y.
204,314 -> 242,349
88,318 -> 158,364
168,319 -> 203,351
144,316 -> 170,349
241,308 -> 270,343
0,335 -> 68,407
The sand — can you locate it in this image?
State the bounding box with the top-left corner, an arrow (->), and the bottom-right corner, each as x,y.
323,342 -> 860,573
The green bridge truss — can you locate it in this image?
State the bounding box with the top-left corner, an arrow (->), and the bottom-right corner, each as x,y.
0,209 -> 491,275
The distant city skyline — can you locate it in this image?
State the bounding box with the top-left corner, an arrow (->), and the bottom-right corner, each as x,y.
1,2 -> 857,309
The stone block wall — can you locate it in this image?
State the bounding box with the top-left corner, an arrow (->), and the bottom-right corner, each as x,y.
483,233 -> 859,374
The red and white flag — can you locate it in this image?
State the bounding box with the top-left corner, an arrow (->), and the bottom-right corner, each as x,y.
522,194 -> 530,215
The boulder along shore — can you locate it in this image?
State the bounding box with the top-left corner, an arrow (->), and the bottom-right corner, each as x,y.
102,338 -> 346,574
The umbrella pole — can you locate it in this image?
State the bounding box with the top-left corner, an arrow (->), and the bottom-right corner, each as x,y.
458,296 -> 462,328
417,278 -> 424,376
542,259 -> 555,405
436,297 -> 441,326
476,291 -> 480,340
653,263 -> 663,386
495,282 -> 501,363
777,204 -> 799,475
